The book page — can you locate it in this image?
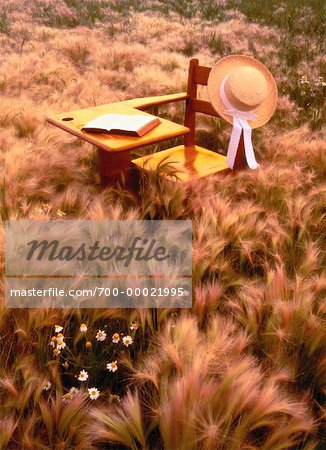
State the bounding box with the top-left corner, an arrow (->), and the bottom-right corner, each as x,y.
83,114 -> 155,132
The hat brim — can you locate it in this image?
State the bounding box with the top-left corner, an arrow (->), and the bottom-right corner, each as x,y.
207,55 -> 278,129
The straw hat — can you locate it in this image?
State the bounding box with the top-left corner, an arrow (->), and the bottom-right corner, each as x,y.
207,55 -> 278,129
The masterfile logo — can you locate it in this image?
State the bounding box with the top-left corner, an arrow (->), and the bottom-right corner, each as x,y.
5,220 -> 192,308
25,237 -> 170,266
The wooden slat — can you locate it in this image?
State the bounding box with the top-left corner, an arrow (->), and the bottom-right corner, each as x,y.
191,99 -> 220,117
184,59 -> 198,146
124,93 -> 188,110
194,66 -> 211,85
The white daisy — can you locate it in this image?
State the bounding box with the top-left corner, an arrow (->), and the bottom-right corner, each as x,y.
78,370 -> 89,381
96,330 -> 107,341
112,333 -> 120,343
54,325 -> 63,333
69,387 -> 79,398
57,341 -> 66,350
43,381 -> 51,391
56,333 -> 66,349
62,392 -> 71,403
88,387 -> 100,400
122,335 -> 133,347
106,361 -> 118,372
79,323 -> 88,333
130,321 -> 138,331
53,348 -> 61,357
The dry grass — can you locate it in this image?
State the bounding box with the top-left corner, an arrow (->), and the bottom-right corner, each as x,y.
0,0 -> 325,448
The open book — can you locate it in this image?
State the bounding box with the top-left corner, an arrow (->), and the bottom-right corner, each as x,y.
82,113 -> 161,137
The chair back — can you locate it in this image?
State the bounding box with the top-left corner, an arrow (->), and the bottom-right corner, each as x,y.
184,58 -> 246,169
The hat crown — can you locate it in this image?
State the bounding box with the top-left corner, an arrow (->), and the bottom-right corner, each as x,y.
225,66 -> 268,111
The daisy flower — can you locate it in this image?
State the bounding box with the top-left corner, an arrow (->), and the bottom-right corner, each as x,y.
50,336 -> 57,347
54,325 -> 63,333
106,361 -> 118,372
88,387 -> 100,400
122,335 -> 133,347
96,330 -> 107,341
62,392 -> 71,403
112,332 -> 120,343
69,387 -> 79,398
78,370 -> 89,381
130,321 -> 138,330
56,336 -> 66,349
43,381 -> 51,391
53,348 -> 61,357
63,361 -> 69,369
80,323 -> 88,333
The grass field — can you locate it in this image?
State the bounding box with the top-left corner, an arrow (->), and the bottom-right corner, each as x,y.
0,0 -> 325,449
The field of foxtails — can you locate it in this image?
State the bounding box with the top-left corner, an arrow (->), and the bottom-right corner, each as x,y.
0,0 -> 325,449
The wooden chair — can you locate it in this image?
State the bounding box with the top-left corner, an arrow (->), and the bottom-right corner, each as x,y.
47,59 -> 246,188
132,58 -> 246,181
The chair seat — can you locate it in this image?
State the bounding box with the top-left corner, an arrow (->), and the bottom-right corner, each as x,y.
132,145 -> 230,181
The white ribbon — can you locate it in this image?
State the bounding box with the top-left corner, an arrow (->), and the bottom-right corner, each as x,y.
220,76 -> 259,170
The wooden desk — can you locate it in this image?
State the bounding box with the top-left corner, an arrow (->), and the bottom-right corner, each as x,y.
47,95 -> 189,187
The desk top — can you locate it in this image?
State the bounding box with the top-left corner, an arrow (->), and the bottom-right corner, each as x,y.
47,101 -> 189,152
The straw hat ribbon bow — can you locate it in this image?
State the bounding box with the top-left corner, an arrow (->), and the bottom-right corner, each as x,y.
220,75 -> 259,169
